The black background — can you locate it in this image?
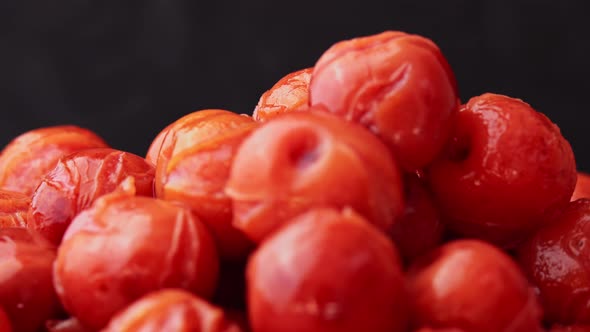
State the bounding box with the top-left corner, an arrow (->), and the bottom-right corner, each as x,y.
1,1 -> 589,170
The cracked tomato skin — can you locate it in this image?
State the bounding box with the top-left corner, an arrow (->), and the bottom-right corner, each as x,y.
428,93 -> 576,247
517,199 -> 590,325
53,193 -> 219,331
154,109 -> 258,260
309,31 -> 458,171
389,174 -> 444,264
226,110 -> 404,243
247,208 -> 407,332
406,239 -> 543,332
27,148 -> 155,245
253,68 -> 313,122
145,123 -> 173,166
0,125 -> 109,196
102,289 -> 243,332
0,228 -> 60,332
0,190 -> 30,228
572,172 -> 590,201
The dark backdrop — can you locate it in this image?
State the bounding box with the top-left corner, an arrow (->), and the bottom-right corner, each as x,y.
1,1 -> 589,170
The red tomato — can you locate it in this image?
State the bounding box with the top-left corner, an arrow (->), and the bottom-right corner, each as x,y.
154,109 -> 258,260
45,318 -> 89,332
0,190 -> 30,227
518,198 -> 590,325
429,93 -> 576,247
0,228 -> 60,332
389,174 -> 444,264
53,193 -> 219,330
407,239 -> 543,332
309,31 -> 458,171
226,110 -> 404,243
253,68 -> 312,122
0,126 -> 108,196
102,289 -> 243,332
247,208 -> 407,332
0,307 -> 12,332
550,325 -> 590,332
27,148 -> 155,245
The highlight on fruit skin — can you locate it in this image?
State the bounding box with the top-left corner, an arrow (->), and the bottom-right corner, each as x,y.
153,109 -> 258,260
247,207 -> 408,332
253,67 -> 313,122
53,192 -> 219,331
102,289 -> 244,332
309,30 -> 459,171
27,148 -> 156,245
0,125 -> 109,196
518,198 -> 590,326
225,109 -> 405,243
428,93 -> 577,247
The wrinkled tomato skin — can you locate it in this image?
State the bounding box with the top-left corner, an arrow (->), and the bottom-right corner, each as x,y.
0,190 -> 30,228
45,318 -> 90,332
154,109 -> 257,260
226,110 -> 404,243
54,194 -> 219,331
429,93 -> 576,247
247,208 -> 407,332
518,198 -> 590,325
406,239 -> 543,332
253,68 -> 312,122
572,172 -> 590,201
0,126 -> 109,196
102,289 -> 243,332
0,228 -> 60,332
389,174 -> 444,264
309,31 -> 458,171
27,148 -> 155,245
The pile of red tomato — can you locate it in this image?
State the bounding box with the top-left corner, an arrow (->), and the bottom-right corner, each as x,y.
0,30 -> 587,332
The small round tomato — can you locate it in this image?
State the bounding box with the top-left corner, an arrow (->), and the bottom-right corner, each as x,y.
253,68 -> 312,122
309,31 -> 458,171
518,198 -> 590,325
247,208 -> 407,332
102,289 -> 243,332
54,193 -> 219,331
0,125 -> 108,196
0,190 -> 30,227
572,172 -> 590,201
27,148 -> 155,245
226,110 -> 404,243
389,174 -> 444,264
429,93 -> 576,247
407,239 -> 543,332
154,109 -> 258,260
0,228 -> 60,332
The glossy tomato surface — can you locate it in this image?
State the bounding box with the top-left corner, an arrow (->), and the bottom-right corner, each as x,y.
253,67 -> 312,122
102,289 -> 243,332
0,228 -> 60,332
407,239 -> 542,332
429,93 -> 576,247
226,110 -> 404,243
155,109 -> 257,260
28,148 -> 155,245
54,193 -> 219,331
0,190 -> 30,228
247,208 -> 407,332
0,125 -> 108,196
309,31 -> 458,171
518,198 -> 590,325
